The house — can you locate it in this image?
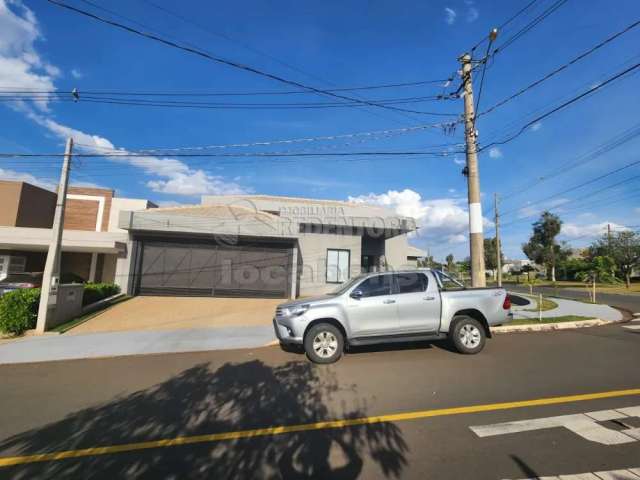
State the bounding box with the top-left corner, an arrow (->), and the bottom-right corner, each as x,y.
0,180 -> 156,283
118,194 -> 417,298
501,258 -> 533,274
0,183 -> 419,299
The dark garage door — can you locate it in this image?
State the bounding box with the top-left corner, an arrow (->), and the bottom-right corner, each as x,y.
136,240 -> 292,298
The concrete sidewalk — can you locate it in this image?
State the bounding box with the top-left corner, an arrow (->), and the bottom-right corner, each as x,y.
510,294 -> 623,321
0,325 -> 275,365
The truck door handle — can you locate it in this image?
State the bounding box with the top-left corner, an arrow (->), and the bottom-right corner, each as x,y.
383,299 -> 396,304
423,296 -> 435,301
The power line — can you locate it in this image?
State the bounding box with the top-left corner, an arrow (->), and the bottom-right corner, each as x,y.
45,0 -> 452,116
498,121 -> 640,200
0,149 -> 466,159
479,18 -> 640,118
489,0 -> 569,58
479,61 -> 640,152
469,0 -> 540,52
501,158 -> 640,217
0,79 -> 454,96
72,123 -> 460,153
500,173 -> 640,228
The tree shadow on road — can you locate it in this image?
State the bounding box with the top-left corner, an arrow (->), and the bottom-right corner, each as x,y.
0,360 -> 407,479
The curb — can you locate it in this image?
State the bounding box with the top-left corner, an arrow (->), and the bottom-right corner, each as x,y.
492,318 -> 611,333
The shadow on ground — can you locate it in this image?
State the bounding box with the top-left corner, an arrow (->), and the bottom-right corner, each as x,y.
0,360 -> 407,479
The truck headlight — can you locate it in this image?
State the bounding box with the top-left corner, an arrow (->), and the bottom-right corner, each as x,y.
285,304 -> 309,317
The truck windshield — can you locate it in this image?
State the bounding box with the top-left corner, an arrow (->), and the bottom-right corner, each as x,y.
329,275 -> 366,296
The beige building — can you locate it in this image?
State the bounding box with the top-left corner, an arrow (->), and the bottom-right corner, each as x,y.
0,181 -> 155,284
1,183 -> 423,299
119,194 -> 419,298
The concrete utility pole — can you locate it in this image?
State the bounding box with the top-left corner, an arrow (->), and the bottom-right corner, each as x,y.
36,137 -> 73,334
460,53 -> 486,287
494,192 -> 502,287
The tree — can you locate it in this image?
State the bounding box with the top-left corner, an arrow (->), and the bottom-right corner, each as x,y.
484,237 -> 503,280
589,231 -> 640,288
445,254 -> 456,273
522,211 -> 568,281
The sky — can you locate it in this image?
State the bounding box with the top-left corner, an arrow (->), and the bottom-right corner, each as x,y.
1,0 -> 639,261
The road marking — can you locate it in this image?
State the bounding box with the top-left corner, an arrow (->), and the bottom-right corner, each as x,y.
0,388 -> 639,468
623,325 -> 640,330
508,467 -> 640,480
471,405 -> 640,445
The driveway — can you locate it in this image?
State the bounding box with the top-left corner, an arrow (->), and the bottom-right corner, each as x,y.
68,296 -> 283,334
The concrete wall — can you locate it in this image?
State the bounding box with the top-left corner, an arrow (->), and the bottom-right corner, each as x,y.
297,232 -> 362,296
101,254 -> 117,283
0,181 -> 56,228
16,183 -> 56,228
384,234 -> 411,269
0,181 -> 21,226
49,284 -> 84,330
108,198 -> 156,232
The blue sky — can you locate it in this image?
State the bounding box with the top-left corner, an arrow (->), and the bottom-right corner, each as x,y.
1,0 -> 639,260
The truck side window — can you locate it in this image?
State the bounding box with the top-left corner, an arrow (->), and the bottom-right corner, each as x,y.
356,275 -> 392,297
395,273 -> 428,294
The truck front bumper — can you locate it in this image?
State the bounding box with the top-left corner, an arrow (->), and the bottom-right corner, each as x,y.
273,318 -> 304,345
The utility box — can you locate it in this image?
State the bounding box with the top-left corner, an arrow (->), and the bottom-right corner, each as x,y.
49,284 -> 84,330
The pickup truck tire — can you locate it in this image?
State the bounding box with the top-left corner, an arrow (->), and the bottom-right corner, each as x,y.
450,316 -> 486,354
304,323 -> 344,364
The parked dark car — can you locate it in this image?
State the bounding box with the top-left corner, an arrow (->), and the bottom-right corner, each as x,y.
0,272 -> 43,296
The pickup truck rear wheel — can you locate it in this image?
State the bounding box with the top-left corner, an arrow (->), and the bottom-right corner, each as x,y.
304,323 -> 344,364
450,316 -> 486,354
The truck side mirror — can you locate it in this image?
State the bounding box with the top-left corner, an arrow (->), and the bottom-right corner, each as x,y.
350,289 -> 363,300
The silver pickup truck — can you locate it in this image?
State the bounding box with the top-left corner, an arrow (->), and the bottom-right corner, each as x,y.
274,269 -> 512,363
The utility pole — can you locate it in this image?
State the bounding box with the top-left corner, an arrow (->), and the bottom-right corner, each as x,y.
494,192 -> 502,287
460,53 -> 486,287
36,137 -> 73,334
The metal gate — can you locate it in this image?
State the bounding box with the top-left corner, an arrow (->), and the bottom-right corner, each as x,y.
136,241 -> 292,298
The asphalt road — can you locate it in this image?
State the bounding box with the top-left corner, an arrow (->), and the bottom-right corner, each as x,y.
508,284 -> 640,313
1,322 -> 639,479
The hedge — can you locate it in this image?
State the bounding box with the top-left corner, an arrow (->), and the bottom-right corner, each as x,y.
0,283 -> 120,335
82,283 -> 121,307
0,288 -> 41,336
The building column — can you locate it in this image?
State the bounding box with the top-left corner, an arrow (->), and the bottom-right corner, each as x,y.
290,244 -> 298,300
88,253 -> 98,282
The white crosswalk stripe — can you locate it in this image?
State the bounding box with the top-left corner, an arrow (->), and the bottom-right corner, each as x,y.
507,466 -> 640,480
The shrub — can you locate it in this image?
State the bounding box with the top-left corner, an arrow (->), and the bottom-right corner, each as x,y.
0,288 -> 41,336
82,283 -> 120,306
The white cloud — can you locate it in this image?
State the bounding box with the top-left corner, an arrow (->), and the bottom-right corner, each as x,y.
488,147 -> 503,159
466,7 -> 479,22
531,122 -> 542,132
348,188 -> 492,244
0,3 -> 247,198
444,7 -> 457,25
561,222 -> 626,239
0,0 -> 58,112
27,112 -> 248,196
0,167 -> 55,190
448,188 -> 456,193
70,68 -> 83,79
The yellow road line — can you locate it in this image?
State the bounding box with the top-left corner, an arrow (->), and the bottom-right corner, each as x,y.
1,387 -> 639,468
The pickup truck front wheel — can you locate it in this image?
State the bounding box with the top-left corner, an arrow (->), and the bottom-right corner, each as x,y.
304,323 -> 344,364
450,316 -> 486,354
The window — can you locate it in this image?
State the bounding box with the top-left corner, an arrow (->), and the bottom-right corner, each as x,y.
326,249 -> 350,283
355,274 -> 393,297
395,272 -> 428,294
435,270 -> 465,290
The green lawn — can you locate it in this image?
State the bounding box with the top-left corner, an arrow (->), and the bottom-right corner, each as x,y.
509,315 -> 594,326
520,295 -> 558,312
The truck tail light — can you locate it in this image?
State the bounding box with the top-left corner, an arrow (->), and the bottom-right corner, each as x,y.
503,295 -> 511,310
